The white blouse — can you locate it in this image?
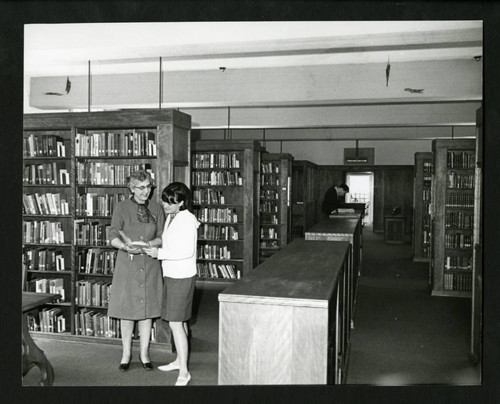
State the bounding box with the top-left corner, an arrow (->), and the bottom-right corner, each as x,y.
157,209 -> 200,278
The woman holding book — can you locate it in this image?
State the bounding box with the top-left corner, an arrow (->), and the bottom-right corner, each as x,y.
144,182 -> 200,386
107,170 -> 165,372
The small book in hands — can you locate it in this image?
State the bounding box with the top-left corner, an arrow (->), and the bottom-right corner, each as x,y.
119,230 -> 149,253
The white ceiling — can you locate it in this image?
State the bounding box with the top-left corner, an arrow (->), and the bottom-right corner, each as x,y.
24,21 -> 483,76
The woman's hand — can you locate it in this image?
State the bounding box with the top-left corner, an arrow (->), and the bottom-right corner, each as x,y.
124,244 -> 141,254
143,247 -> 159,258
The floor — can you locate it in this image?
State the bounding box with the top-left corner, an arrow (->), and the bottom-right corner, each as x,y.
22,226 -> 480,388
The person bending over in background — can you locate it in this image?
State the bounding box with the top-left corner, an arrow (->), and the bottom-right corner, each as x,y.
321,182 -> 349,216
144,182 -> 199,386
108,170 -> 165,372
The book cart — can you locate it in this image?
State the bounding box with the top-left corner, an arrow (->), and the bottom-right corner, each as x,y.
430,138 -> 475,297
191,140 -> 262,285
412,152 -> 433,263
22,109 -> 191,348
259,153 -> 293,263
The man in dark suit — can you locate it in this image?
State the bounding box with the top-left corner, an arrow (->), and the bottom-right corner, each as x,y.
321,183 -> 349,216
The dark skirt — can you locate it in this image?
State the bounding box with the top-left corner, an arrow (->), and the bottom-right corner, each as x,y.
161,276 -> 195,322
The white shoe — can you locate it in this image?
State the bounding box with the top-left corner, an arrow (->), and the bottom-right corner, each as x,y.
175,372 -> 191,386
158,362 -> 180,372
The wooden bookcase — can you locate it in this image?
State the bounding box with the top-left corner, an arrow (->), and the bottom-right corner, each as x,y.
291,160 -> 319,238
471,106 -> 482,362
259,153 -> 294,263
22,109 -> 191,345
191,140 -> 262,284
430,138 -> 475,297
413,152 -> 433,263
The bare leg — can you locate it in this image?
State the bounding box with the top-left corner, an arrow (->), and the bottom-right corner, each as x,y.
120,319 -> 134,363
138,319 -> 152,362
170,321 -> 189,377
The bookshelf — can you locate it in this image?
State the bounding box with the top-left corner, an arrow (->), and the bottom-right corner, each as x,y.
471,107 -> 482,362
259,153 -> 293,263
291,160 -> 319,238
430,139 -> 475,297
412,152 -> 433,263
23,109 -> 191,345
191,140 -> 262,284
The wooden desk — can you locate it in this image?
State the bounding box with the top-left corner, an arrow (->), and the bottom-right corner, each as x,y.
218,239 -> 350,385
305,218 -> 362,329
384,215 -> 406,244
22,292 -> 61,386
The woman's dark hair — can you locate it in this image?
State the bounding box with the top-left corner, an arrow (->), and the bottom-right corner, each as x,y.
161,182 -> 192,211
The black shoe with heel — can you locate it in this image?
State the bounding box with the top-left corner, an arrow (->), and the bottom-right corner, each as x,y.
140,358 -> 153,371
119,359 -> 131,372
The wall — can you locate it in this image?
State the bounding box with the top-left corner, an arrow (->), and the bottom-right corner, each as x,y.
318,166 -> 414,234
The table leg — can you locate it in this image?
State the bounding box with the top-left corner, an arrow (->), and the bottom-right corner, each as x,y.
22,315 -> 54,386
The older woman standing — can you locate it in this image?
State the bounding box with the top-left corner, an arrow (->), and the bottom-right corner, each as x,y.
107,170 -> 165,371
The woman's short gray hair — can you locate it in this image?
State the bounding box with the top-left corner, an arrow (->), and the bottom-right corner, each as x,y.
126,169 -> 153,187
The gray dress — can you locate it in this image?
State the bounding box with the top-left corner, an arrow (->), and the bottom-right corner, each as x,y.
107,198 -> 165,320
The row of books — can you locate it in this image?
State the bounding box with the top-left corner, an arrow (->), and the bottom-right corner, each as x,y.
445,211 -> 473,229
260,175 -> 280,186
192,171 -> 243,186
26,308 -> 66,333
423,161 -> 433,174
196,262 -> 240,279
422,188 -> 431,202
76,162 -> 154,186
260,201 -> 279,213
77,248 -> 117,275
74,309 -> 160,341
198,224 -> 239,241
447,172 -> 474,189
445,255 -> 472,271
192,152 -> 241,169
23,220 -> 66,244
76,193 -> 126,217
76,279 -> 112,307
23,192 -> 69,215
444,233 -> 473,249
74,220 -> 110,246
197,244 -> 233,260
260,161 -> 279,174
445,192 -> 474,208
24,133 -> 67,158
23,248 -> 66,271
422,230 -> 431,244
260,227 -> 279,239
260,189 -> 279,199
194,207 -> 239,223
75,308 -> 121,338
260,212 -> 278,225
75,130 -> 157,157
25,278 -> 65,302
446,151 -> 475,169
260,240 -> 279,249
193,189 -> 226,205
23,162 -> 70,185
443,273 -> 472,291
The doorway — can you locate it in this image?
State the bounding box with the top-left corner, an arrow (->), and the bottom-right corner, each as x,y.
346,172 -> 374,225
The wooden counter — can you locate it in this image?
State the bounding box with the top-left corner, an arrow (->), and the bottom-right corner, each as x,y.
218,239 -> 350,385
305,218 -> 362,330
